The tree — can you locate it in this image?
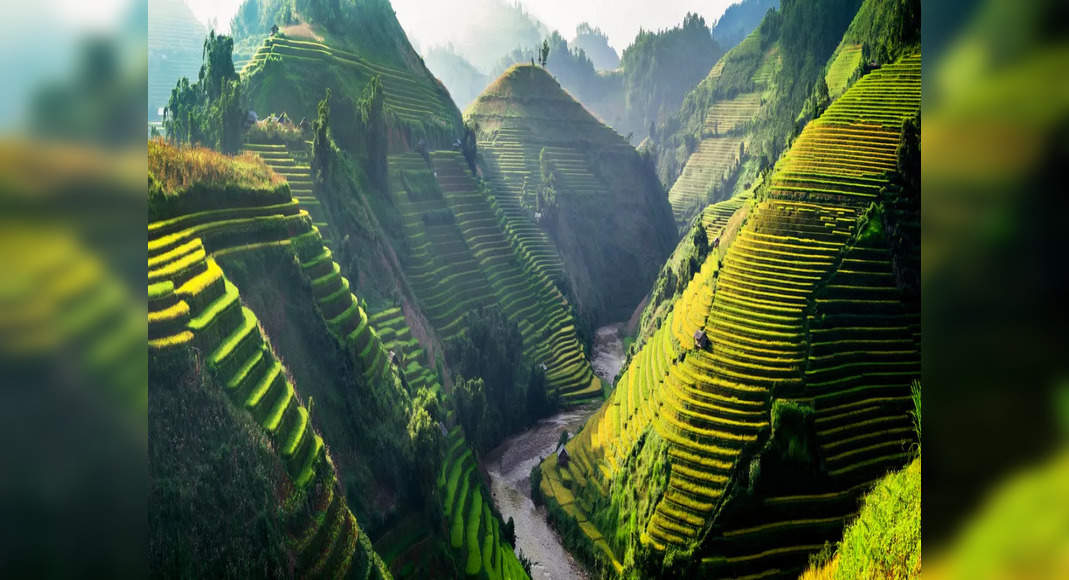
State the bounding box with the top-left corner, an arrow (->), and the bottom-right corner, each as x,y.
460,120 -> 478,174
311,89 -> 332,190
454,376 -> 488,448
558,430 -> 570,449
539,39 -> 551,67
198,31 -> 238,102
407,400 -> 444,503
503,517 -> 516,547
360,76 -> 388,189
162,30 -> 245,153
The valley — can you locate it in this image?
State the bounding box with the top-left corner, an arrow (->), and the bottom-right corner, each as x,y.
148,0 -> 921,577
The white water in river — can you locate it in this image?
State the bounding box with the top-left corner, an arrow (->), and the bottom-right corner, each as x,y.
483,324 -> 626,579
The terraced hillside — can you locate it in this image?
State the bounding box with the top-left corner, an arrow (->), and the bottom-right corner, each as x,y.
387,153 -> 496,341
538,51 -> 921,577
825,43 -> 863,98
469,65 -> 676,324
387,151 -> 599,401
476,128 -> 565,283
770,53 -> 921,205
431,152 -> 597,399
148,212 -> 387,578
368,306 -> 441,395
243,141 -> 333,245
665,30 -> 780,228
438,427 -> 529,580
243,34 -> 461,144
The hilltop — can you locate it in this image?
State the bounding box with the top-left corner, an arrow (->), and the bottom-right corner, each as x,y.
237,0 -> 463,148
468,64 -> 676,326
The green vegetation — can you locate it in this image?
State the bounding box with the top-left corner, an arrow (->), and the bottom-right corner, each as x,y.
148,138 -> 289,220
468,64 -> 676,326
619,14 -> 723,143
437,427 -> 527,578
164,31 -> 247,153
712,0 -> 780,52
447,307 -> 557,451
242,31 -> 460,147
537,16 -> 920,572
802,459 -> 921,579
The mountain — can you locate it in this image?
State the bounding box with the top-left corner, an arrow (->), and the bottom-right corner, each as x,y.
572,23 -> 621,71
422,45 -> 488,110
617,13 -> 723,143
534,0 -> 921,575
237,0 -> 463,147
650,0 -> 872,230
712,0 -> 780,51
148,0 -> 206,120
467,64 -> 676,327
490,14 -> 723,148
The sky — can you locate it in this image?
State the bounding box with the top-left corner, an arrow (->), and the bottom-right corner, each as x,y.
393,0 -> 736,53
180,0 -> 737,52
185,0 -> 245,32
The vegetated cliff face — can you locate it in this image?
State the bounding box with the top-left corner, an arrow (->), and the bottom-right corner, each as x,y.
468,65 -> 677,326
238,0 -> 463,150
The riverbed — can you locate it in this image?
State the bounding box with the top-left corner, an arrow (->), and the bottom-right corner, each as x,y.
483,324 -> 626,579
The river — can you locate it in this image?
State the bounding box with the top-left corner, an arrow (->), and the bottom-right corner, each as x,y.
483,324 -> 626,579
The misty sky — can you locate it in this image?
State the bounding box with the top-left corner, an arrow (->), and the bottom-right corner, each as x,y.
393,0 -> 736,53
185,0 -> 736,53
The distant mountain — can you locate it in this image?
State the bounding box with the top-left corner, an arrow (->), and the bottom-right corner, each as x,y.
423,45 -> 488,111
711,0 -> 779,51
571,23 -> 620,71
148,0 -> 207,120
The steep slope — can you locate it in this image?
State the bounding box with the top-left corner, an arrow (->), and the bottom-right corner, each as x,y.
652,0 -> 867,229
663,30 -> 777,228
712,0 -> 780,51
238,0 -> 462,148
538,51 -> 921,578
147,147 -> 391,576
467,65 -> 676,326
383,150 -> 599,401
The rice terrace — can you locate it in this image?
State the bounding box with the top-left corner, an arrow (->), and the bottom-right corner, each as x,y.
148,0 -> 921,577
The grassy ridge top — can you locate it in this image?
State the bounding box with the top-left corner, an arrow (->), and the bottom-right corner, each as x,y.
148,138 -> 289,221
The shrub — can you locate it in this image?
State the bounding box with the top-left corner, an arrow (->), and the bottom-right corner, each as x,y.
245,117 -> 307,144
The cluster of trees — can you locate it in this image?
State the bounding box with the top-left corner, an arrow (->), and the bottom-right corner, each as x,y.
163,32 -> 246,153
447,307 -> 557,452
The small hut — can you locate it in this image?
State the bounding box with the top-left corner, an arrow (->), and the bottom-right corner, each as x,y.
557,446 -> 570,469
694,329 -> 710,350
388,350 -> 399,366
